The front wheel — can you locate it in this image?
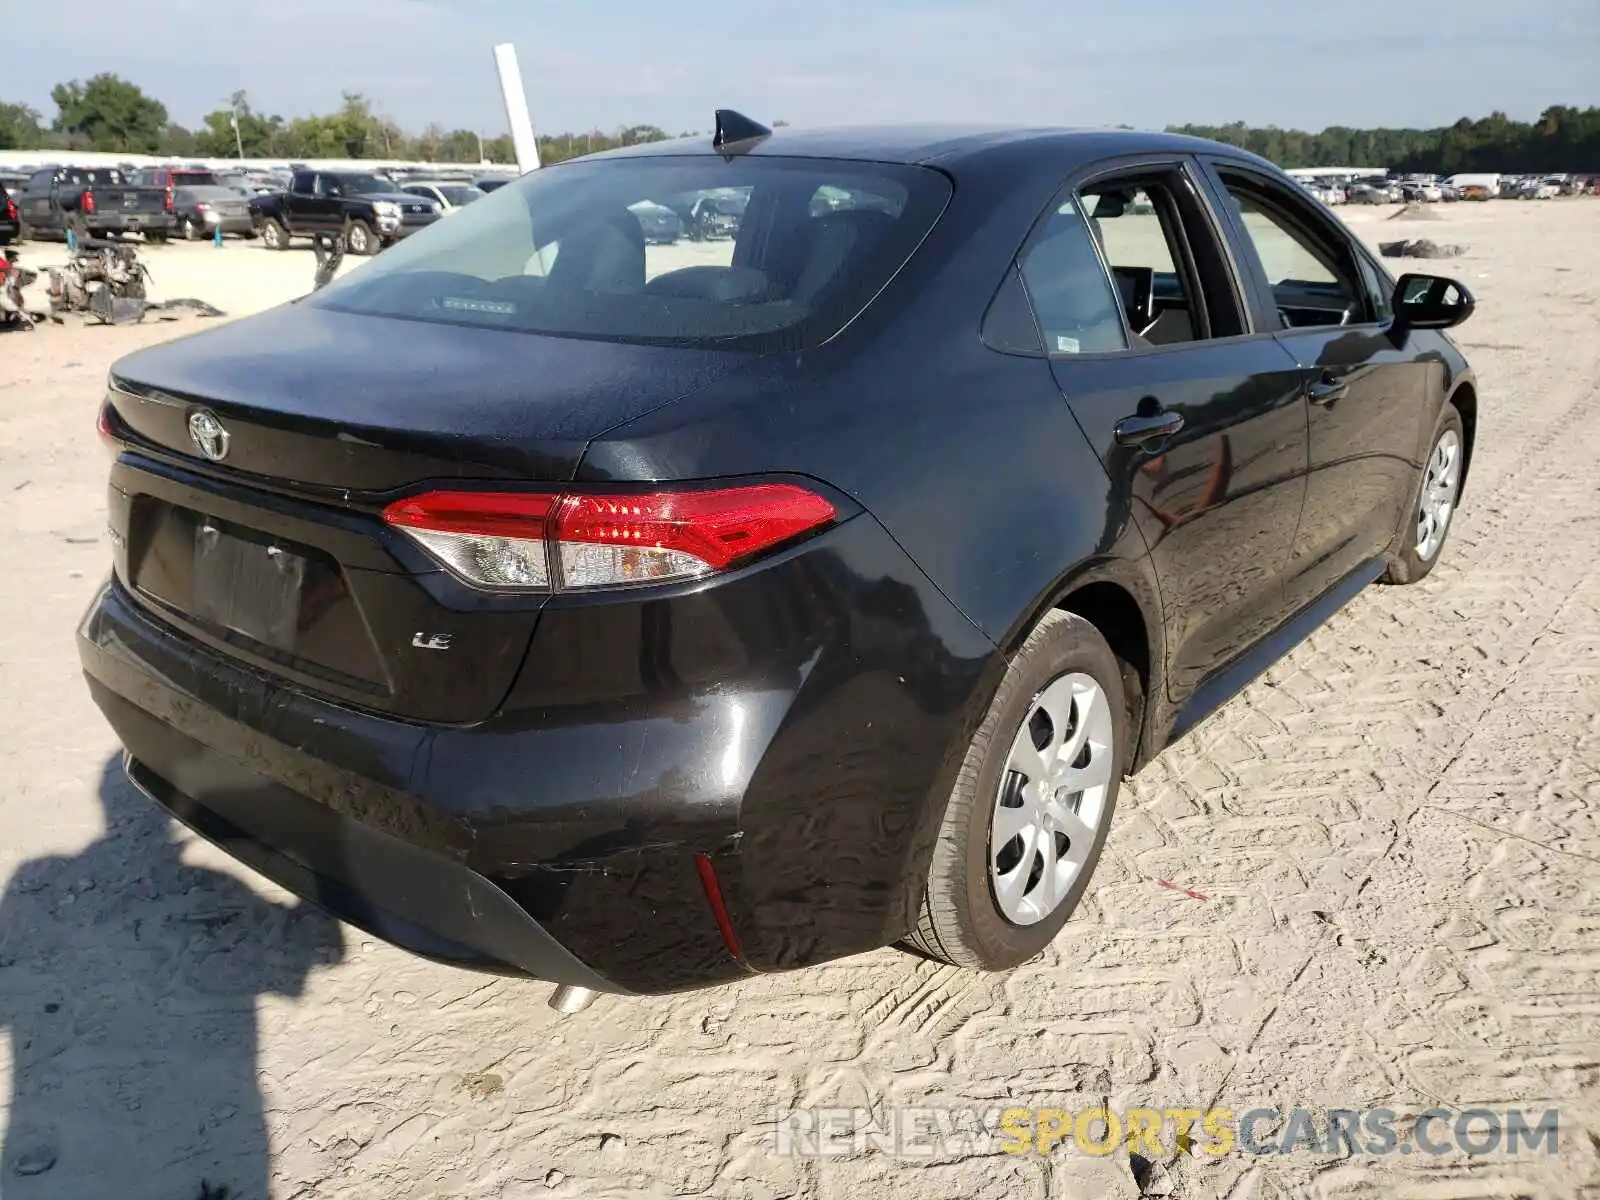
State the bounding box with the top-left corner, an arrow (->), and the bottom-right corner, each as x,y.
345,220 -> 379,256
905,611 -> 1127,970
182,217 -> 202,241
1382,405 -> 1466,584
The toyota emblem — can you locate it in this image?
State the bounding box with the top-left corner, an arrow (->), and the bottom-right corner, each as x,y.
187,410 -> 230,462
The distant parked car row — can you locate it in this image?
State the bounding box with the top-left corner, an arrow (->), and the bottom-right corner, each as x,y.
0,161 -> 518,249
1296,170 -> 1597,209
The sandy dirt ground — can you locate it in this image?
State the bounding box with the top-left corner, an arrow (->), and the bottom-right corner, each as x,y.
1,204 -> 1597,1200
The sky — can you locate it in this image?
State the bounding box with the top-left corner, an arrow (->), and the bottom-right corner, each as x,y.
10,0 -> 1599,138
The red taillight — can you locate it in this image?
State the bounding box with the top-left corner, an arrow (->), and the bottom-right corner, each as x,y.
82,191 -> 96,214
164,187 -> 174,213
382,483 -> 835,592
3,196 -> 15,221
97,402 -> 119,450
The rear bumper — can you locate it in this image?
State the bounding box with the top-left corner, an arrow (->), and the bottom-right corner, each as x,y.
204,214 -> 255,235
78,511 -> 1002,994
89,213 -> 176,234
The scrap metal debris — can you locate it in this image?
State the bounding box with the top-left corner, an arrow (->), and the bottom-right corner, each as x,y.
1379,239 -> 1467,260
40,241 -> 226,326
312,232 -> 346,291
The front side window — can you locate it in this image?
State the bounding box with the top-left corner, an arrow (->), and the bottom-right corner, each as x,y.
1215,173 -> 1364,329
310,156 -> 951,350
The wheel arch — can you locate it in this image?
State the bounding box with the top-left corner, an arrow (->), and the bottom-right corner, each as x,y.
1001,556 -> 1168,772
1448,377 -> 1478,495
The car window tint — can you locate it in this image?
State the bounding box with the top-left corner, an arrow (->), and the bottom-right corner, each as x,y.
308,158 -> 950,351
1016,199 -> 1128,355
1215,174 -> 1363,328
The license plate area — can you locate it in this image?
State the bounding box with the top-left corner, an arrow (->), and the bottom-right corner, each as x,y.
131,501 -> 387,692
192,520 -> 309,651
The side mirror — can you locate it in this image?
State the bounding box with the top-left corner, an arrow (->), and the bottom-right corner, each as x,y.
1392,272 -> 1475,331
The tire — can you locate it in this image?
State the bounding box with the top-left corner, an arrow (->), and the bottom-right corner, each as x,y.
1382,404 -> 1466,585
345,220 -> 379,256
14,220 -> 28,243
145,231 -> 168,246
182,217 -> 202,241
905,611 -> 1128,969
260,218 -> 289,251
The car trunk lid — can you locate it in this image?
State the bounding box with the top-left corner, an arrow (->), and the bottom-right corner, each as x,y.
105,306 -> 741,723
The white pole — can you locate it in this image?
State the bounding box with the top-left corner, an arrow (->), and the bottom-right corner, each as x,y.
493,43 -> 540,172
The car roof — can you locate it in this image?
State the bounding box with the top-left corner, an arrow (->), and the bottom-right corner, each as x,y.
586,124 -> 1269,171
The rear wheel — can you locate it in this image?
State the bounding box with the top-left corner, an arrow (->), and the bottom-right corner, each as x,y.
345,220 -> 379,256
905,611 -> 1126,969
1382,405 -> 1466,585
260,218 -> 289,250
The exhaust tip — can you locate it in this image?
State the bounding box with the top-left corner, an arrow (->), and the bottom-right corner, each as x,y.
548,985 -> 598,1015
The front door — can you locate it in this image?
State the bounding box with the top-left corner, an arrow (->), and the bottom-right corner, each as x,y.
1200,163 -> 1433,608
1017,161 -> 1310,708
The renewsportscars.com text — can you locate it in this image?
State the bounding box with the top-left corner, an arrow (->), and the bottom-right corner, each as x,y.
774,1105 -> 1561,1159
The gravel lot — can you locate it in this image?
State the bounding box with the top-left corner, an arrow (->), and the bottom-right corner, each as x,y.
1,204 -> 1596,1199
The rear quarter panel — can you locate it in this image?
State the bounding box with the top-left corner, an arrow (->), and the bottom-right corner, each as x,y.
578,147 -> 1171,932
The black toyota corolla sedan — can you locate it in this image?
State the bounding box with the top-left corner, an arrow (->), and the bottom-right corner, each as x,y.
80,113 -> 1476,1003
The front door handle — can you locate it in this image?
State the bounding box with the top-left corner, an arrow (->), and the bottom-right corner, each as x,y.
1308,375 -> 1348,407
1114,408 -> 1185,448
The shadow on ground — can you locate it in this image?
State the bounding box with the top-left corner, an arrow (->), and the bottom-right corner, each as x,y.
0,755 -> 344,1200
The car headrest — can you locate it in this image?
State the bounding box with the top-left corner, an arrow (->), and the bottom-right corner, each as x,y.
794,210 -> 896,300
547,210 -> 645,294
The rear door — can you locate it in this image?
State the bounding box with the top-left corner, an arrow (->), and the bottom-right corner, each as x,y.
1020,157 -> 1310,706
285,171 -> 322,232
1199,160 -> 1431,609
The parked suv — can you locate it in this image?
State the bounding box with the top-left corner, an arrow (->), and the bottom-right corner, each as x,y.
82,120 -> 1478,1003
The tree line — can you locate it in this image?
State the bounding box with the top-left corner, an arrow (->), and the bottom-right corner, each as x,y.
1171,106 -> 1599,174
0,76 -> 685,166
2,75 -> 1595,173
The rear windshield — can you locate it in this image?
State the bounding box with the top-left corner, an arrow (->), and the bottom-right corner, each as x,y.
309,156 -> 951,350
65,169 -> 131,185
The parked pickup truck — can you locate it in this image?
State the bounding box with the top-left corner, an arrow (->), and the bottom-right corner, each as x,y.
13,167 -> 176,243
250,170 -> 439,255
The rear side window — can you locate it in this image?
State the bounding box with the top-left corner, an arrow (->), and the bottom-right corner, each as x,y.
1016,199 -> 1128,354
310,156 -> 951,350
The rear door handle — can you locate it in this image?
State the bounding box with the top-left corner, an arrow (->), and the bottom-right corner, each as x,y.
1308,375 -> 1348,407
1114,408 -> 1185,448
